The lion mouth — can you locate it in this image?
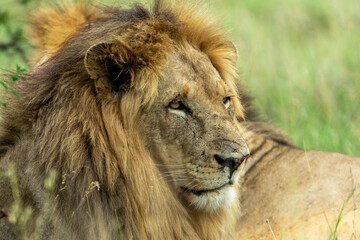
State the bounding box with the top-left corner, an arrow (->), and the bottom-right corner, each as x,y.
181,184 -> 228,196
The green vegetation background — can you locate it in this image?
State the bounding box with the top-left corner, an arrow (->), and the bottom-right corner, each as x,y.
1,0 -> 359,156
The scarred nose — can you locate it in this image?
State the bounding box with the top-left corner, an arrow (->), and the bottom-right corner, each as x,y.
214,154 -> 249,177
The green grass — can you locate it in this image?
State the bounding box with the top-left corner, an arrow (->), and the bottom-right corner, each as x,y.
1,0 -> 359,156
212,0 -> 360,156
327,188 -> 356,240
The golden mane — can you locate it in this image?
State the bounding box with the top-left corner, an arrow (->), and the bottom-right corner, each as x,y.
0,1 -> 245,239
26,1 -> 242,116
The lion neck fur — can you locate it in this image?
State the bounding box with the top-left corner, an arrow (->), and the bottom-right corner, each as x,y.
0,1 -> 243,239
0,53 -> 204,240
239,121 -> 295,173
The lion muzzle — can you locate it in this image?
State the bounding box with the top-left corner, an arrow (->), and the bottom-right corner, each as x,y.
214,154 -> 249,178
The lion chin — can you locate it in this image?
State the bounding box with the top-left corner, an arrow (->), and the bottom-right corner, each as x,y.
183,184 -> 237,212
179,163 -> 244,212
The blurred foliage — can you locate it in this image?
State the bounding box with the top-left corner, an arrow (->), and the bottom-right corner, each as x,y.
0,64 -> 26,107
212,0 -> 360,156
0,0 -> 359,156
0,0 -> 34,106
0,0 -> 34,67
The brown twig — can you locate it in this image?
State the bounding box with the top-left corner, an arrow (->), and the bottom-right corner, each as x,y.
0,209 -> 9,219
0,42 -> 17,49
0,40 -> 28,62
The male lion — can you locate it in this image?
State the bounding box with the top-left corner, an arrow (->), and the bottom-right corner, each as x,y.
0,1 -> 249,239
1,1 -> 359,240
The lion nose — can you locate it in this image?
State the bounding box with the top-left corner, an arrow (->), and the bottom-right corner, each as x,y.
214,154 -> 249,177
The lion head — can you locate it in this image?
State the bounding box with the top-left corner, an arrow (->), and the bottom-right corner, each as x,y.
0,1 -> 249,239
81,4 -> 249,213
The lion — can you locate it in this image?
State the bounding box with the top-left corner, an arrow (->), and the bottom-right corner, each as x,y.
236,121 -> 360,239
0,1 -> 249,239
1,1 -> 359,240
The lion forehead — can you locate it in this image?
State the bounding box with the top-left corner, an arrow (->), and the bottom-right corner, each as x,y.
160,50 -> 230,100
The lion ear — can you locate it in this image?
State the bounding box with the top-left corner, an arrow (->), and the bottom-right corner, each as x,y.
84,42 -> 135,97
228,41 -> 239,62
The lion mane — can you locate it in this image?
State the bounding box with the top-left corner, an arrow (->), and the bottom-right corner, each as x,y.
0,1 -> 246,239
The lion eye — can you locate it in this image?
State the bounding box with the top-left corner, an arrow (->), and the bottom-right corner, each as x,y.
169,101 -> 180,109
223,96 -> 231,108
169,101 -> 187,111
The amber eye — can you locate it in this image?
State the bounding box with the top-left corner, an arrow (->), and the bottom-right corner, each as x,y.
169,101 -> 187,111
169,101 -> 179,109
223,97 -> 230,104
223,96 -> 231,108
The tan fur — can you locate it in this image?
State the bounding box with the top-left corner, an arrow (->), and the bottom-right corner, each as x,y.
25,2 -> 104,64
237,122 -> 360,239
0,1 -> 249,239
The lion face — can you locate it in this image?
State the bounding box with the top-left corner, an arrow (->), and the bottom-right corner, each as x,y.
141,46 -> 249,212
84,33 -> 248,213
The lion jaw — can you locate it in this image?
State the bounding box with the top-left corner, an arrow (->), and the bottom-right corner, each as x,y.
184,184 -> 237,212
